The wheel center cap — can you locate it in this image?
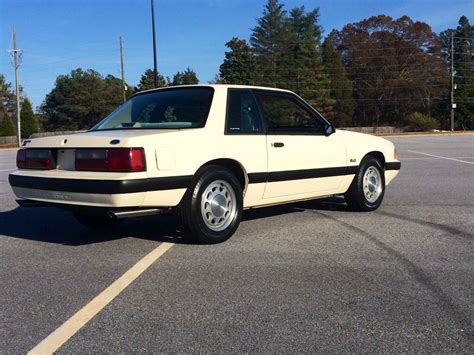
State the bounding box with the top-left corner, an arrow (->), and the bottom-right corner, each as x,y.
368,177 -> 377,192
211,194 -> 227,217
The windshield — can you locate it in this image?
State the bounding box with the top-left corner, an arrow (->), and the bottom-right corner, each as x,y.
92,87 -> 214,130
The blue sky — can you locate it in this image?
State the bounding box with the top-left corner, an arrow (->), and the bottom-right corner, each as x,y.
1,0 -> 472,109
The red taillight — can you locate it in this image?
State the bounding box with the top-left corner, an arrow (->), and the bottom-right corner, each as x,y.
17,149 -> 54,170
107,148 -> 145,172
75,148 -> 146,172
16,149 -> 27,169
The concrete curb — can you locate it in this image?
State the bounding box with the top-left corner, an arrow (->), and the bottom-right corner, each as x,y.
377,131 -> 474,137
0,144 -> 18,150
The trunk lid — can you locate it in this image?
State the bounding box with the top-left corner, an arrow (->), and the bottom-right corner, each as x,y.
22,129 -> 179,149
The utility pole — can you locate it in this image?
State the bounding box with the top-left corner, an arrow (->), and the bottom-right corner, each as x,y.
151,0 -> 158,88
450,31 -> 455,132
10,29 -> 22,147
119,36 -> 126,103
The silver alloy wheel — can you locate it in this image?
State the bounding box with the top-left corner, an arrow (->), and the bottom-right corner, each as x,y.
200,179 -> 237,232
363,166 -> 383,203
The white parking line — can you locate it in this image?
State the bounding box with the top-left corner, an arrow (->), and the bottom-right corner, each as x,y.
402,157 -> 474,160
408,150 -> 474,165
28,242 -> 174,355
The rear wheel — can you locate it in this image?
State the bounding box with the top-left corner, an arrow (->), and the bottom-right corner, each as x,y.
345,156 -> 385,211
73,212 -> 122,230
176,165 -> 243,243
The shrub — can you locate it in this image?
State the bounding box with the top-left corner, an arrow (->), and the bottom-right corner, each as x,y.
406,112 -> 439,132
0,110 -> 16,137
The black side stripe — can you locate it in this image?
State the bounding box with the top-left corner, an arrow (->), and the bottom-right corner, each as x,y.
248,162 -> 399,184
386,162 -> 401,170
10,162 -> 400,194
248,165 -> 359,184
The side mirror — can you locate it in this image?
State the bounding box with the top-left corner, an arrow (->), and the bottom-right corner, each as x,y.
324,124 -> 335,137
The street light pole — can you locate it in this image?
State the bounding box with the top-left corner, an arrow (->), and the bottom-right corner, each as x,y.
450,31 -> 455,132
12,29 -> 22,147
151,0 -> 158,88
119,36 -> 126,103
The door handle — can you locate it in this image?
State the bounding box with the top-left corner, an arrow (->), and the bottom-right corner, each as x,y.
272,142 -> 284,148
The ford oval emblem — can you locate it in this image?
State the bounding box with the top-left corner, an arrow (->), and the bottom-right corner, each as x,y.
110,139 -> 120,145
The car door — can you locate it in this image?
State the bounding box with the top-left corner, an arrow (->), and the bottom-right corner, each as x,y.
223,89 -> 268,206
253,90 -> 347,199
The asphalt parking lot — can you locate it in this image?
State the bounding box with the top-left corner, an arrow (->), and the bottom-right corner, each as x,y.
0,134 -> 473,353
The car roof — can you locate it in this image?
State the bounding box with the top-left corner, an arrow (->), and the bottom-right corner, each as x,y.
134,84 -> 294,96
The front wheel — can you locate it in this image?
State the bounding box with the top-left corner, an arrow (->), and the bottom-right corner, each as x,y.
345,156 -> 385,211
176,166 -> 243,243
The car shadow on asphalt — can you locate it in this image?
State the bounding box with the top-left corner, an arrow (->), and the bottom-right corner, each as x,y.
242,196 -> 347,221
0,197 -> 349,246
0,206 -> 184,246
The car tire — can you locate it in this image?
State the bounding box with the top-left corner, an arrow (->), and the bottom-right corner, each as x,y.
176,165 -> 243,244
73,212 -> 122,230
345,156 -> 385,212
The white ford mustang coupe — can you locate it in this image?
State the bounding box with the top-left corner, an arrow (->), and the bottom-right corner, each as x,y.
9,85 -> 400,243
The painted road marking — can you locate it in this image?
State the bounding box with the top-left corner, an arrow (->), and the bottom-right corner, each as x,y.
401,157 -> 474,160
0,168 -> 15,172
28,242 -> 174,355
408,150 -> 474,165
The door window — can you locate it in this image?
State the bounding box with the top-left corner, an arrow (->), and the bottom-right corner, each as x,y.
226,90 -> 264,134
255,93 -> 324,134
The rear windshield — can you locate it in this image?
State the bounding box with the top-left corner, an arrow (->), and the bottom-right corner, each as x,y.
92,87 -> 214,130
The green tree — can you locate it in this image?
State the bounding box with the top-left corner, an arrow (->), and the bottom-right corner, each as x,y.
208,74 -> 223,84
41,68 -> 127,130
328,15 -> 449,126
284,6 -> 332,116
219,37 -> 256,84
135,69 -> 166,92
20,98 -> 39,137
0,110 -> 16,137
440,16 -> 474,129
170,67 -> 199,86
322,40 -> 355,126
247,1 -> 333,115
0,74 -> 15,115
250,0 -> 288,87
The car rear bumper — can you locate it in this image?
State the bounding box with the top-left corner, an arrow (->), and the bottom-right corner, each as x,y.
9,174 -> 192,194
9,173 -> 189,208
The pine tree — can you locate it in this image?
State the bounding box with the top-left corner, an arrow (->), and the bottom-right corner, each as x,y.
135,69 -> 166,92
0,110 -> 16,137
250,0 -> 288,87
453,16 -> 474,129
0,74 -> 16,115
284,6 -> 333,116
219,38 -> 256,84
322,40 -> 355,126
20,98 -> 39,137
248,1 -> 333,115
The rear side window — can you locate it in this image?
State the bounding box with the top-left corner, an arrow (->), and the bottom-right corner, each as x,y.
226,90 -> 264,134
254,92 -> 324,134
